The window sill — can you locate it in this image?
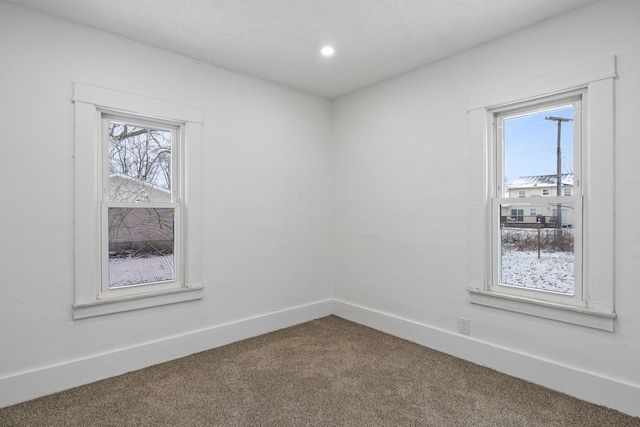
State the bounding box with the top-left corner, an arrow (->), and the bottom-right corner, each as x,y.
73,285 -> 204,319
468,288 -> 615,331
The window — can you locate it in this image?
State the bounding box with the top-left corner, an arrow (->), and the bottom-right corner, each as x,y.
73,83 -> 204,319
564,187 -> 572,196
552,208 -> 569,225
495,93 -> 582,300
510,209 -> 524,222
518,190 -> 526,198
467,56 -> 616,330
103,116 -> 179,292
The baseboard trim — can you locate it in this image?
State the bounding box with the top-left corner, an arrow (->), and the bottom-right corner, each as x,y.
332,299 -> 640,418
0,299 -> 332,408
3,298 -> 638,418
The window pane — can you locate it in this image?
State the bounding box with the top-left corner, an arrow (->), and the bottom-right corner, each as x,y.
108,121 -> 172,202
499,203 -> 574,294
503,106 -> 573,198
108,207 -> 174,288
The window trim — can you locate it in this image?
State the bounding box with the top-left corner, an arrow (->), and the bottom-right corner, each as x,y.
467,56 -> 616,331
73,83 -> 204,319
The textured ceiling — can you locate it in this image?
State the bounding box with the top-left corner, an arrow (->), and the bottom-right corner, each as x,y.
6,0 -> 600,99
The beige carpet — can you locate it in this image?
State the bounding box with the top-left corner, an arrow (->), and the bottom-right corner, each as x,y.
1,315 -> 638,426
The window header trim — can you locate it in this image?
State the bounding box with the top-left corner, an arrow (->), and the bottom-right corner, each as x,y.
468,55 -> 616,112
73,82 -> 203,124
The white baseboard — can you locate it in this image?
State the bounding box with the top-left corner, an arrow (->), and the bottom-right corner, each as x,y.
3,298 -> 638,418
332,299 -> 640,418
0,299 -> 332,408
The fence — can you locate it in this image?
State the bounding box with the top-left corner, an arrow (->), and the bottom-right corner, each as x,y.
500,215 -> 573,228
501,226 -> 574,254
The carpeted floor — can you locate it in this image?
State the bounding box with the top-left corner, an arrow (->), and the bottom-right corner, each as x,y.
1,315 -> 638,426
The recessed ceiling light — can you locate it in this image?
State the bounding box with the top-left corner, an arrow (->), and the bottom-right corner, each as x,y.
320,46 -> 335,57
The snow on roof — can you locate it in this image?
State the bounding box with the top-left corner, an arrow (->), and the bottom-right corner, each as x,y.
508,173 -> 573,189
110,172 -> 170,194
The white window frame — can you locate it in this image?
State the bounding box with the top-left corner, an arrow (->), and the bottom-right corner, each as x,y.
564,187 -> 572,196
518,190 -> 526,198
73,83 -> 204,319
492,92 -> 584,307
101,114 -> 182,297
467,56 -> 616,331
542,189 -> 550,196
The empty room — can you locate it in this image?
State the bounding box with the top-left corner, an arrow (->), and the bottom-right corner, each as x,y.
1,0 -> 639,425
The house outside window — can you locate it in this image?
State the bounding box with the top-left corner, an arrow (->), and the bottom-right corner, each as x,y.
502,174 -> 574,227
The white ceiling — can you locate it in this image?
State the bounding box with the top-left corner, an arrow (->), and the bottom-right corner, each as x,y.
6,0 -> 600,99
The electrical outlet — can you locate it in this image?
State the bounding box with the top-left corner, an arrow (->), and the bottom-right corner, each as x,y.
458,316 -> 471,335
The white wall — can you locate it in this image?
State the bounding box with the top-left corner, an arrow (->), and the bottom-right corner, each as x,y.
333,0 -> 640,417
0,1 -> 333,406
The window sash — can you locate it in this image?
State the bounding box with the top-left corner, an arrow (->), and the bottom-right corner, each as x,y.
101,202 -> 182,297
494,94 -> 583,199
490,196 -> 584,306
102,114 -> 180,203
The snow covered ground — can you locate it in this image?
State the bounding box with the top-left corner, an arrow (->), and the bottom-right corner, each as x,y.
501,248 -> 574,294
107,242 -> 574,294
108,254 -> 174,287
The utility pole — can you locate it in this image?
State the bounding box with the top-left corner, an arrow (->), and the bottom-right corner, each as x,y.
545,116 -> 572,230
